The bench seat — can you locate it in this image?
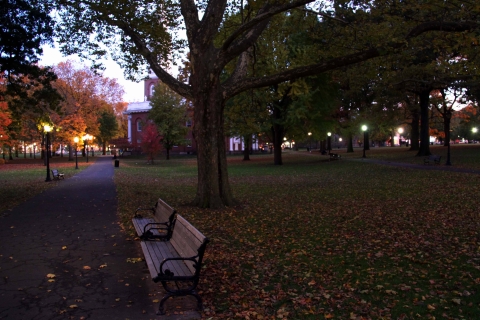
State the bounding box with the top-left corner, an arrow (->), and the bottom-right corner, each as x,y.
424,155 -> 441,165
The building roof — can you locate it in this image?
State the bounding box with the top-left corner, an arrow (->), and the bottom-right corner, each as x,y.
124,101 -> 152,114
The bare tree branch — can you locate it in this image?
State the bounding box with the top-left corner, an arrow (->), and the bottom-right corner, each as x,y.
221,0 -> 314,52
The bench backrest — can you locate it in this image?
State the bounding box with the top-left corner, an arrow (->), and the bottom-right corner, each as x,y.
153,198 -> 176,224
171,215 -> 209,275
52,169 -> 58,174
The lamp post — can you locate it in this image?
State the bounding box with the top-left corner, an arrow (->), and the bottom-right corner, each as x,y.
327,132 -> 332,152
308,132 -> 312,151
472,127 -> 478,143
83,134 -> 91,163
74,137 -> 79,169
44,125 -> 52,182
362,125 -> 368,158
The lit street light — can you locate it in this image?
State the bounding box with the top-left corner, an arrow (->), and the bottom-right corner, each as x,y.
362,125 -> 368,158
44,125 -> 52,182
308,132 -> 312,151
74,137 -> 79,169
327,132 -> 332,152
83,134 -> 92,163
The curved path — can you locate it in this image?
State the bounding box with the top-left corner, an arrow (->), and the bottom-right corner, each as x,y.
0,157 -> 160,319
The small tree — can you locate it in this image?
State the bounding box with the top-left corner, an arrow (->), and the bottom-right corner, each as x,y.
140,123 -> 162,164
98,111 -> 118,155
149,83 -> 188,160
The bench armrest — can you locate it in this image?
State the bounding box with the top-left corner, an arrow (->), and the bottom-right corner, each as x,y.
141,222 -> 170,239
155,255 -> 200,280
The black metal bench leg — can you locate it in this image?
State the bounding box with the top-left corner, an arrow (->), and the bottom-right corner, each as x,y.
191,291 -> 203,311
157,293 -> 173,315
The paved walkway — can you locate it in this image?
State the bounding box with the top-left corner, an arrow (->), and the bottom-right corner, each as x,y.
0,156 -> 199,320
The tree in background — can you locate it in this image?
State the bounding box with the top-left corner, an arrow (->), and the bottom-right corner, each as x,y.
149,82 -> 188,160
140,123 -> 162,164
98,111 -> 118,155
55,0 -> 480,207
224,89 -> 269,161
0,0 -> 54,78
52,61 -> 124,157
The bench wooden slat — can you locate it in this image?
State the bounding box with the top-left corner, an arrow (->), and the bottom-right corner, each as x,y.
170,216 -> 206,275
141,236 -> 194,279
136,211 -> 209,315
150,240 -> 192,277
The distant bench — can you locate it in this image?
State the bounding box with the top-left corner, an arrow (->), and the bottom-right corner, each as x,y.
51,169 -> 64,180
329,152 -> 341,161
132,200 -> 209,315
424,155 -> 441,165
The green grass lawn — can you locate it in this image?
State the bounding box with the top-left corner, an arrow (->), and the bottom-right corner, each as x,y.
2,146 -> 479,319
0,156 -> 93,214
114,145 -> 480,319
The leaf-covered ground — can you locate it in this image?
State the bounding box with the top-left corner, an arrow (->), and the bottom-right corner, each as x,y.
115,146 -> 480,319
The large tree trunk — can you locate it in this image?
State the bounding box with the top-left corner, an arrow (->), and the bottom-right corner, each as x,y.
409,107 -> 420,151
443,110 -> 452,147
243,135 -> 251,161
272,103 -> 285,165
347,132 -> 354,153
417,89 -> 431,156
272,123 -> 284,165
191,84 -> 234,208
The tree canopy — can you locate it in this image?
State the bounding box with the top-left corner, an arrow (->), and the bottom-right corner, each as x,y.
1,0 -> 54,77
53,0 -> 480,207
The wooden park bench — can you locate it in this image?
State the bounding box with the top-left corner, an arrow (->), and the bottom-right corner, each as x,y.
329,152 -> 341,161
139,214 -> 209,315
51,169 -> 65,180
424,154 -> 441,165
132,198 -> 176,240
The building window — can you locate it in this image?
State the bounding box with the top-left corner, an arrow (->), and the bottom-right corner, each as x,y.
137,120 -> 143,131
150,84 -> 155,97
186,139 -> 192,147
186,119 -> 192,127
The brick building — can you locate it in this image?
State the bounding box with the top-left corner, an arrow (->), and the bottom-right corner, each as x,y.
124,74 -> 262,155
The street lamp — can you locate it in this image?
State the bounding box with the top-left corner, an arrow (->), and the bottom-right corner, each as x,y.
327,132 -> 332,152
91,136 -> 95,157
44,125 -> 52,182
362,125 -> 368,158
74,137 -> 79,169
83,134 -> 91,163
308,132 -> 312,151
